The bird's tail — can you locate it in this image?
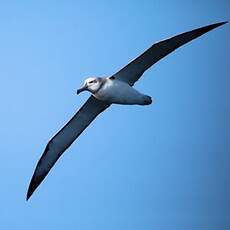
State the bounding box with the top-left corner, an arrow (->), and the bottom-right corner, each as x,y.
139,95 -> 152,105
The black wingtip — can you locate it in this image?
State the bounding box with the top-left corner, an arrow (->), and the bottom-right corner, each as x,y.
219,21 -> 228,25
26,182 -> 34,201
201,21 -> 228,33
216,21 -> 228,25
26,194 -> 30,201
26,192 -> 32,201
212,21 -> 228,28
26,173 -> 39,201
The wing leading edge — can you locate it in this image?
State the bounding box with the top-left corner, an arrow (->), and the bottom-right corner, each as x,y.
27,21 -> 227,200
27,96 -> 110,200
113,21 -> 227,86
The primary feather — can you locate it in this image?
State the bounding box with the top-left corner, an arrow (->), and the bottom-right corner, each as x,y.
27,21 -> 227,200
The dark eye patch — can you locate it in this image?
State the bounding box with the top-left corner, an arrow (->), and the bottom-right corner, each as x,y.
89,80 -> 96,84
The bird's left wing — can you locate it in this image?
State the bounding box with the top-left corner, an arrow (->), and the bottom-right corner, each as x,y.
113,21 -> 227,86
27,95 -> 110,200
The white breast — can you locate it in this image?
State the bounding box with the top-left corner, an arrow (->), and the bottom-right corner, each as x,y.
93,78 -> 150,105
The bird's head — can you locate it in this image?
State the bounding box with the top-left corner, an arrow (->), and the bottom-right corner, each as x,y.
77,77 -> 104,95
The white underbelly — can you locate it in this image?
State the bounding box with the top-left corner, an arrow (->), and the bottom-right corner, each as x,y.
93,79 -> 149,105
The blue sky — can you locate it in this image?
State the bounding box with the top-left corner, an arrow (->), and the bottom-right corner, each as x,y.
0,1 -> 229,229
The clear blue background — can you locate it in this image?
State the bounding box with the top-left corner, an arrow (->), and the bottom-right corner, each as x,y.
0,1 -> 229,229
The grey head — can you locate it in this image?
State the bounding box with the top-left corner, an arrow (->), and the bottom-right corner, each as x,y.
77,77 -> 104,95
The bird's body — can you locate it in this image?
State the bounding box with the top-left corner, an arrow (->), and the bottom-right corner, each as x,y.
93,77 -> 152,105
26,21 -> 228,200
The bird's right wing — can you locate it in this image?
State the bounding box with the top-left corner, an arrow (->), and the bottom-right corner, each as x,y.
27,95 -> 110,200
113,21 -> 227,86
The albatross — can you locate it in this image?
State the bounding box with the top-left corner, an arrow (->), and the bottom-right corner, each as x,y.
27,21 -> 227,200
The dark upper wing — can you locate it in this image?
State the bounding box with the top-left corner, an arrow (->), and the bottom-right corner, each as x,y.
113,21 -> 227,86
27,96 -> 110,200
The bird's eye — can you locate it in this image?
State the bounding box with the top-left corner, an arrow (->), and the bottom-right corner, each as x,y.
89,80 -> 96,84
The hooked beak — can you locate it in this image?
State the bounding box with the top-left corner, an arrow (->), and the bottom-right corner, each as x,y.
77,84 -> 87,95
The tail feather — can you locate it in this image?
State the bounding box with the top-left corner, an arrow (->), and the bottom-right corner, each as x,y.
140,95 -> 152,105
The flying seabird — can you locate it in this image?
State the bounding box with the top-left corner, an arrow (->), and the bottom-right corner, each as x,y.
27,21 -> 227,200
